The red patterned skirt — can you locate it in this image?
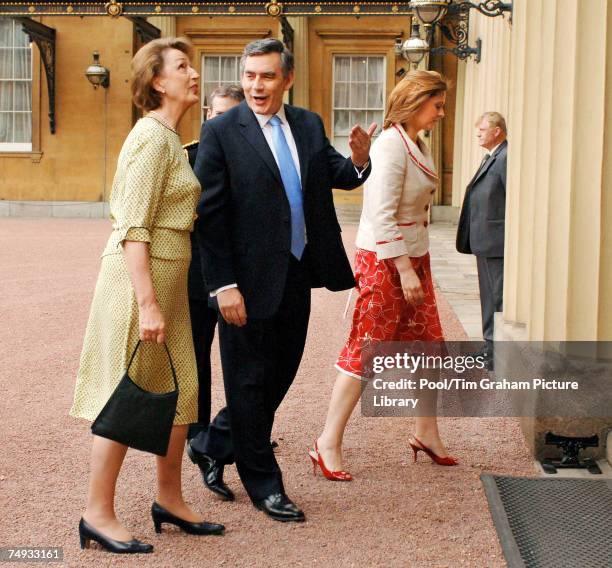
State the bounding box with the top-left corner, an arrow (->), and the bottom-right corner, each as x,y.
335,249 -> 444,379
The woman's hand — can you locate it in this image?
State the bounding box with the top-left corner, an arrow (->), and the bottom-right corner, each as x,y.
138,301 -> 166,343
392,254 -> 424,306
399,268 -> 425,306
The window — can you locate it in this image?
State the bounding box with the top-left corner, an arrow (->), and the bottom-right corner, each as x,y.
0,19 -> 32,151
332,55 -> 385,157
201,54 -> 241,122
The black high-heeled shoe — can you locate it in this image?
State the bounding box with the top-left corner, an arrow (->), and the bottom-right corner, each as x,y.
78,518 -> 153,554
151,502 -> 225,536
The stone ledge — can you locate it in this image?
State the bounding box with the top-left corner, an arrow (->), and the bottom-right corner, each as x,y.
495,317 -> 611,462
0,201 -> 110,218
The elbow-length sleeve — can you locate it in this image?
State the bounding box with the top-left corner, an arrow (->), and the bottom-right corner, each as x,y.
370,133 -> 408,260
113,128 -> 170,245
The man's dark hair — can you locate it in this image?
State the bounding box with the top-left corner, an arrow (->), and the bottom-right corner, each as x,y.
208,84 -> 245,107
240,38 -> 294,78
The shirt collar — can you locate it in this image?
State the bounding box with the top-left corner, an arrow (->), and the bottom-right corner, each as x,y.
486,142 -> 503,157
254,104 -> 288,129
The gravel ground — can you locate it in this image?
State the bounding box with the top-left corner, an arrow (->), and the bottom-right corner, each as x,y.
0,219 -> 536,568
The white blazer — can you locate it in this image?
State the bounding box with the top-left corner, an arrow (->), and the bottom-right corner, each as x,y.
355,123 -> 438,259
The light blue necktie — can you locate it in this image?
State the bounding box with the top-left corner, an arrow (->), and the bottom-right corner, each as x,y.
269,115 -> 306,260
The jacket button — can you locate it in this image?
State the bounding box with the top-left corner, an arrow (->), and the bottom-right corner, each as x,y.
424,221 -> 428,227
424,204 -> 429,212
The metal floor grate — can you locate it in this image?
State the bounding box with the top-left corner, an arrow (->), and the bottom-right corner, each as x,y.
481,474 -> 612,568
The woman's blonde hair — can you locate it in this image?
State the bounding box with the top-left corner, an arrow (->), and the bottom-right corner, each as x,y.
383,70 -> 449,130
131,37 -> 194,112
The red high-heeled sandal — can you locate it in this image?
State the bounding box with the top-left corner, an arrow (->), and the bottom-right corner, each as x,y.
308,441 -> 353,481
409,436 -> 458,466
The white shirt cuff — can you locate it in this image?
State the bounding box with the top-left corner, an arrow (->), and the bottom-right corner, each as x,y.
354,160 -> 370,179
210,283 -> 238,297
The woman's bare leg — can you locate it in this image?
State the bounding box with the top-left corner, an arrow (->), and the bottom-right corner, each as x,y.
315,371 -> 363,471
82,436 -> 132,541
155,425 -> 203,522
411,387 -> 452,457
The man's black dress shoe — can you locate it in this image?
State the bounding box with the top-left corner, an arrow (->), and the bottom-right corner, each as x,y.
253,493 -> 305,523
151,502 -> 225,535
79,518 -> 153,554
186,441 -> 235,501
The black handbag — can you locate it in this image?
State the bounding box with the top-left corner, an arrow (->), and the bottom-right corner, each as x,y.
91,341 -> 178,456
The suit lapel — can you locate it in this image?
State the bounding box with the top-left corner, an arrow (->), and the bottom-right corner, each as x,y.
284,105 -> 310,192
237,102 -> 282,185
469,140 -> 507,188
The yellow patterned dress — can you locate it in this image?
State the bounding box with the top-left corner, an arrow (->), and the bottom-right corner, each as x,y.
70,116 -> 201,426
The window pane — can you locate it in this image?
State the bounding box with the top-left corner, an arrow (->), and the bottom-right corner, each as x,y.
366,111 -> 384,134
203,82 -> 217,105
367,82 -> 383,108
13,111 -> 31,143
0,82 -> 12,111
15,25 -> 29,48
334,82 -> 349,108
367,57 -> 383,82
203,57 -> 219,81
334,57 -> 350,82
0,49 -> 12,79
333,55 -> 385,151
0,111 -> 12,142
14,81 -> 31,111
220,57 -> 236,81
0,20 -> 13,48
334,110 -> 350,136
14,48 -> 31,79
353,57 -> 367,82
350,110 -> 367,127
0,21 -> 32,149
351,83 -> 366,108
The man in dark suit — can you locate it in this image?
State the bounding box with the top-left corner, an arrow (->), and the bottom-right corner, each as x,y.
456,112 -> 508,362
184,85 -> 245,502
192,38 -> 374,522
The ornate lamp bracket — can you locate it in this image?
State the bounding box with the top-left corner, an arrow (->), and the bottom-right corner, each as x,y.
428,0 -> 510,62
125,16 -> 161,44
15,17 -> 56,134
469,0 -> 512,19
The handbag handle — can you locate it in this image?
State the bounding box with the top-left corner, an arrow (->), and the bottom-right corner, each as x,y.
126,340 -> 179,392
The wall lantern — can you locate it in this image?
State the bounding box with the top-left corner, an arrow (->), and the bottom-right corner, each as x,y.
397,23 -> 431,66
411,0 -> 452,25
403,0 -> 512,64
85,51 -> 110,89
411,0 -> 512,27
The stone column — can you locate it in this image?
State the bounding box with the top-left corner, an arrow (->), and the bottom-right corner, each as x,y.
147,17 -> 176,37
502,0 -> 612,343
500,0 -> 612,462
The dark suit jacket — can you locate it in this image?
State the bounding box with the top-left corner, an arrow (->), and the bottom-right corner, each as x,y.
182,140 -> 209,302
194,101 -> 368,319
456,140 -> 507,258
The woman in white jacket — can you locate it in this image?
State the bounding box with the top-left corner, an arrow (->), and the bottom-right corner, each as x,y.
310,71 -> 457,481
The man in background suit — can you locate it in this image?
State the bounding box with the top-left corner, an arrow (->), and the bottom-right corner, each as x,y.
456,111 -> 508,363
184,85 -> 244,502
192,38 -> 374,522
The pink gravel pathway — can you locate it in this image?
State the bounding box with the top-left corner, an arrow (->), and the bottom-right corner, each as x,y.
0,219 -> 536,567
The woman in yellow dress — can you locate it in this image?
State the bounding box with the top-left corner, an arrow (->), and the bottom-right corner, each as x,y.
70,37 -> 224,554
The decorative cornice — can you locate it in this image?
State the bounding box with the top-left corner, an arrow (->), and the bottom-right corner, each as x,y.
0,1 -> 414,17
316,28 -> 404,40
183,27 -> 272,39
